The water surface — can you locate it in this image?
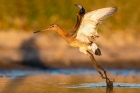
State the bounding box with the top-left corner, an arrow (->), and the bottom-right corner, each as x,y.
0,69 -> 140,93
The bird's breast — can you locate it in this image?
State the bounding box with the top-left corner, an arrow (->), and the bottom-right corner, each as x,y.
68,39 -> 90,48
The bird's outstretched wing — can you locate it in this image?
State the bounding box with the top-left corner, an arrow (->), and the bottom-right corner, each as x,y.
68,4 -> 86,37
76,7 -> 118,43
73,4 -> 86,30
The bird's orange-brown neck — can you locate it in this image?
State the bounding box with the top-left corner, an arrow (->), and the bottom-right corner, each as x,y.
54,26 -> 69,40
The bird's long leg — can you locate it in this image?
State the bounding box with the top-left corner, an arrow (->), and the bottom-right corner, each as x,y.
87,50 -> 106,79
87,50 -> 114,87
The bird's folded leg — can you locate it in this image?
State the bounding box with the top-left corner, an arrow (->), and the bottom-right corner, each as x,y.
87,50 -> 114,87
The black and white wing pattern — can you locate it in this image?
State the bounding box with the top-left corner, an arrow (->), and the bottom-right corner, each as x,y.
76,7 -> 118,43
69,4 -> 86,37
73,4 -> 86,30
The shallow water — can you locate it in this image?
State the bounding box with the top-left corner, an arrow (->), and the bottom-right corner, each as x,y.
0,69 -> 140,93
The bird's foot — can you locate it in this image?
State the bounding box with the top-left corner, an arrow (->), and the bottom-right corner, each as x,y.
106,78 -> 115,88
99,75 -> 114,87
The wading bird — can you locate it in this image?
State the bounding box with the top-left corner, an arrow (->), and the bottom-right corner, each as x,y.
34,4 -> 117,87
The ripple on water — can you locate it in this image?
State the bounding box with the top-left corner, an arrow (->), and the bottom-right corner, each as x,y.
67,83 -> 140,88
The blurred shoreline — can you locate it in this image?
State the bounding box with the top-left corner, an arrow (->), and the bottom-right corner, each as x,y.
0,30 -> 140,70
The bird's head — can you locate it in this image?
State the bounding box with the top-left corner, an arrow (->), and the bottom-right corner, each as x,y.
34,24 -> 59,33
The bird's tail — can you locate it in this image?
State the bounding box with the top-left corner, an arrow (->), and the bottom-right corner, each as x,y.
91,43 -> 101,56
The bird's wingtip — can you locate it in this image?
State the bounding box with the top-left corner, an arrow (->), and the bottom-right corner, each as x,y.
74,4 -> 83,9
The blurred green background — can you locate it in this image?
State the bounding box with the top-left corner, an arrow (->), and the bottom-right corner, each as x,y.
0,0 -> 140,32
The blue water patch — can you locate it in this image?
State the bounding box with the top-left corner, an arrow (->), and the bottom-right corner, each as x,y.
109,69 -> 139,76
0,69 -> 139,78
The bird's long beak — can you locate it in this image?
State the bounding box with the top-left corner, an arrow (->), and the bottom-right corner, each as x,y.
33,28 -> 49,33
